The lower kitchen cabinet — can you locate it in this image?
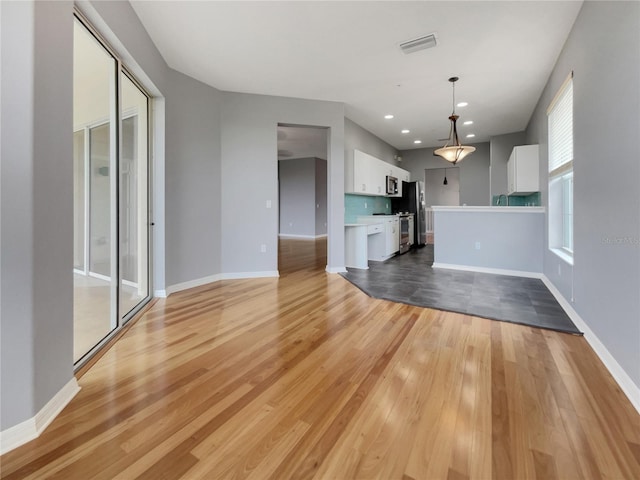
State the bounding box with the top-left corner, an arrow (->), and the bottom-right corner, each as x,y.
356,215 -> 399,261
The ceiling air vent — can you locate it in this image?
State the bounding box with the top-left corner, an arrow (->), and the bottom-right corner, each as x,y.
399,33 -> 438,54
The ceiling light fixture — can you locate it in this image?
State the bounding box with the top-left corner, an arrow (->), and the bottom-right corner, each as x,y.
414,140 -> 422,144
401,129 -> 410,134
463,120 -> 473,125
384,114 -> 394,119
457,102 -> 468,107
466,134 -> 475,138
434,76 -> 476,165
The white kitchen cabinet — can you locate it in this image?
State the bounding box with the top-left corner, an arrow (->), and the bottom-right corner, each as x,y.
507,145 -> 539,195
356,215 -> 399,261
353,151 -> 383,195
346,149 -> 409,197
385,216 -> 400,255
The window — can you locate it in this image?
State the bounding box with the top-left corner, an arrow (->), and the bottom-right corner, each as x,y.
547,73 -> 574,261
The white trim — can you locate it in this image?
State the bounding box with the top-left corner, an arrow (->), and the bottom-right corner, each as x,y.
88,271 -> 111,282
432,262 -> 543,279
541,276 -> 640,414
550,247 -> 574,266
326,265 -> 347,274
278,233 -> 328,239
221,271 -> 279,281
165,273 -> 224,296
164,271 -> 280,296
154,289 -> 167,298
122,279 -> 138,289
431,206 -> 545,214
0,378 -> 80,455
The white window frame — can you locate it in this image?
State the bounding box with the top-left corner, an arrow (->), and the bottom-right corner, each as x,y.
547,72 -> 574,264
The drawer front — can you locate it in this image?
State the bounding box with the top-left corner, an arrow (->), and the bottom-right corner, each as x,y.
367,224 -> 383,234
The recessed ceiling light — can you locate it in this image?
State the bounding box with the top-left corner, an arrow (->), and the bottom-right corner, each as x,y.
414,140 -> 422,144
384,114 -> 394,119
466,134 -> 475,138
463,120 -> 473,125
457,102 -> 468,108
401,129 -> 410,134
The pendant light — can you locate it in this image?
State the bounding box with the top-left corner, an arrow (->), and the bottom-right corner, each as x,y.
443,168 -> 448,185
434,76 -> 475,164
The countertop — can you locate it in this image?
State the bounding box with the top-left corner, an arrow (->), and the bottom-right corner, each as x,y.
431,206 -> 545,213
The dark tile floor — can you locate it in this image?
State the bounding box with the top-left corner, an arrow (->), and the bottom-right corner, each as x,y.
341,245 -> 582,335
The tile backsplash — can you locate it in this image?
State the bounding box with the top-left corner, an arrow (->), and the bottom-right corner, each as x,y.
492,192 -> 541,206
345,194 -> 391,223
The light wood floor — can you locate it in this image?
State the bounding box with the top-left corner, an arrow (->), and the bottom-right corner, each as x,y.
2,239 -> 639,479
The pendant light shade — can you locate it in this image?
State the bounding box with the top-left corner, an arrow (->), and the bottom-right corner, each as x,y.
434,77 -> 475,165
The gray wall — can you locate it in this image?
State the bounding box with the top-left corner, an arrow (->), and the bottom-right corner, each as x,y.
315,158 -> 328,235
490,131 -> 526,197
164,70 -> 222,286
344,117 -> 399,169
0,0 -> 226,432
1,0 -> 75,430
434,210 -> 544,273
525,1 -> 640,387
400,142 -> 491,206
221,93 -> 345,275
279,158 -> 318,237
83,0 -> 224,290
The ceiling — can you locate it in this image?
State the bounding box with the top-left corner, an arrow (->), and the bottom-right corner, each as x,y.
130,1 -> 582,152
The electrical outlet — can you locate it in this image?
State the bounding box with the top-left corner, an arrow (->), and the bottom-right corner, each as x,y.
364,202 -> 368,209
260,244 -> 266,253
475,241 -> 481,250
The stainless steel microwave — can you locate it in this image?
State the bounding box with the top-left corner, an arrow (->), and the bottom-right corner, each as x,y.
386,175 -> 398,195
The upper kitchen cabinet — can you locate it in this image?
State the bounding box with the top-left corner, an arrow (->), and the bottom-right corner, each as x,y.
352,150 -> 384,195
346,149 -> 409,197
507,145 -> 539,195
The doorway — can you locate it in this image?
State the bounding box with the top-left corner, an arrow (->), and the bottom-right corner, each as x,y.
277,124 -> 328,274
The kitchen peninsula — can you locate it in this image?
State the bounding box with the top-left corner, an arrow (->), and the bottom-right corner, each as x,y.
432,206 -> 545,276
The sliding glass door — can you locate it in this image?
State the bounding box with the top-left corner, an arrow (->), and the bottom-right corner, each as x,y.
73,16 -> 151,364
120,75 -> 149,316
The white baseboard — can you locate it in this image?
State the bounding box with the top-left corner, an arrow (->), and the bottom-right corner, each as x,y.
278,234 -> 327,239
432,262 -> 543,279
164,271 -> 279,296
326,265 -> 347,274
165,273 -> 224,296
541,275 -> 640,414
221,271 -> 280,280
0,377 -> 80,455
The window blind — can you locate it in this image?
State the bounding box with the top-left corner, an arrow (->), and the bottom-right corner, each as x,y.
548,78 -> 573,174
